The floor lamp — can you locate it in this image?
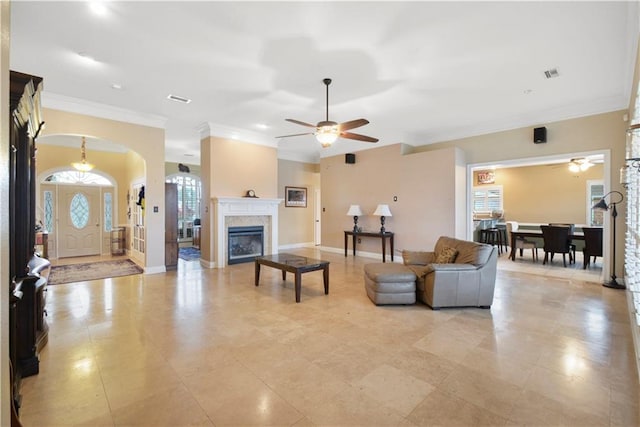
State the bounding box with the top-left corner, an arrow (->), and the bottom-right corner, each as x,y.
593,190 -> 625,289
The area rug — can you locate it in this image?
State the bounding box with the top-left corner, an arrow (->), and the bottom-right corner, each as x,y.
179,247 -> 201,261
48,259 -> 143,285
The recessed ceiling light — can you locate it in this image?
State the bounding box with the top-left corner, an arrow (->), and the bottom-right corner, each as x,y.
89,1 -> 108,16
256,123 -> 269,130
77,52 -> 99,66
167,94 -> 191,104
111,83 -> 122,90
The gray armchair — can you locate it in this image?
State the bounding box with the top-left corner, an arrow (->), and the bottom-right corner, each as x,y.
402,236 -> 498,309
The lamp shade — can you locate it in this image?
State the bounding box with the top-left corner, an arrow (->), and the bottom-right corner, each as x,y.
373,204 -> 392,217
347,205 -> 363,216
592,198 -> 609,211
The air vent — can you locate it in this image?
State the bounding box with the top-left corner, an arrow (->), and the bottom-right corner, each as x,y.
167,94 -> 191,104
544,68 -> 560,79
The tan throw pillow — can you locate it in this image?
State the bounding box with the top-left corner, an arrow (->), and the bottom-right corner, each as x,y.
435,246 -> 458,264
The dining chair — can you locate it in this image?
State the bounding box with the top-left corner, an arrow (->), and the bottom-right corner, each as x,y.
581,227 -> 603,269
505,221 -> 538,261
548,223 -> 576,263
540,225 -> 573,267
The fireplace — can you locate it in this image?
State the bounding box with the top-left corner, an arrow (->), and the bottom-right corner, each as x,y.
227,226 -> 264,264
212,197 -> 282,268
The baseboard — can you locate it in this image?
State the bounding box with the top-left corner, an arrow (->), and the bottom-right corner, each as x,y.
319,245 -> 401,263
279,242 -> 315,250
200,259 -> 215,269
144,265 -> 166,275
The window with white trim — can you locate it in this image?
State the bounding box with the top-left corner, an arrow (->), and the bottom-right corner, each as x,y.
473,185 -> 503,212
588,181 -> 604,226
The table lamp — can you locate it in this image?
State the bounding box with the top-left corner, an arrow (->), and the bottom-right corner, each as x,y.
373,204 -> 392,233
346,205 -> 363,232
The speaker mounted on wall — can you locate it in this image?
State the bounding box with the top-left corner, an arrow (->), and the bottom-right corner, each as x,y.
533,127 -> 547,144
345,153 -> 356,164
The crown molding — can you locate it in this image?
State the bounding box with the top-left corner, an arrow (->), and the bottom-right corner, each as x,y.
410,95 -> 627,145
42,92 -> 167,129
199,121 -> 277,148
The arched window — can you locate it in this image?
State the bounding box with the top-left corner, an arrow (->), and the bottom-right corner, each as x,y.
44,170 -> 111,185
166,174 -> 201,240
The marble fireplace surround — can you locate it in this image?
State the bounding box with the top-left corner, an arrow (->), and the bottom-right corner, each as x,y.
213,197 -> 283,267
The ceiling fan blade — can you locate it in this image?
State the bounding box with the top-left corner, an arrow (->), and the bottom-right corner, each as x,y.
340,132 -> 378,143
275,132 -> 314,139
285,118 -> 316,128
339,118 -> 369,131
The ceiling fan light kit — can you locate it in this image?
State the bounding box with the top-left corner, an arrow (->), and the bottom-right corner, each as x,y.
568,157 -> 594,173
277,78 -> 379,147
316,123 -> 340,147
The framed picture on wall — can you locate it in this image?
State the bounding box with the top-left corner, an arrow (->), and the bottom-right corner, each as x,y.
285,186 -> 307,207
477,171 -> 495,185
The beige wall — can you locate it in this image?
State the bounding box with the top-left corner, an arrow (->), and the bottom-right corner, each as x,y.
165,161 -> 200,176
40,108 -> 165,272
206,137 -> 278,198
36,143 -> 146,226
416,110 -> 626,167
420,110 -> 626,274
320,144 -> 464,256
200,137 -> 212,264
200,136 -> 278,266
278,159 -> 320,246
474,163 -> 604,224
319,111 -> 624,272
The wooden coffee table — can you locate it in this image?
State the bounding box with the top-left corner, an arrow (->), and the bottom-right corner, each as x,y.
255,253 -> 329,303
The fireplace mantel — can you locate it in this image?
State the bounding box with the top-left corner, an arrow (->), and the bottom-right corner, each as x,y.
213,197 -> 283,267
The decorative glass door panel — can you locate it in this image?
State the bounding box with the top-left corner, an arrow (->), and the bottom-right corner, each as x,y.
58,185 -> 101,258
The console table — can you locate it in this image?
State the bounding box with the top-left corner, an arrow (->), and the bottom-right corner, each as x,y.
344,231 -> 394,262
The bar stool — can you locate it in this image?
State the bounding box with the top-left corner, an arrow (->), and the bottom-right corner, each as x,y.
480,228 -> 504,254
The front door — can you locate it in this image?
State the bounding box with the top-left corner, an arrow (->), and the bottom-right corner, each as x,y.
58,185 -> 102,258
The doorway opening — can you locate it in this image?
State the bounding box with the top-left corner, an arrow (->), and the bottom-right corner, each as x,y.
467,150 -> 609,282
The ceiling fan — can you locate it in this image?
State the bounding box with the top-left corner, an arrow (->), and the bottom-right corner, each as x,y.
276,78 -> 379,147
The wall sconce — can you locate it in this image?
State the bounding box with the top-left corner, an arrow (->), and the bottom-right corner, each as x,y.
346,205 -> 363,233
373,204 -> 392,233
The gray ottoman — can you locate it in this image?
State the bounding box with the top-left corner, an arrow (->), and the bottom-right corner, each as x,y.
364,263 -> 417,305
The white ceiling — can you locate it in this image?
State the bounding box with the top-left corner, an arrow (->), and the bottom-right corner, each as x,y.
9,1 -> 639,165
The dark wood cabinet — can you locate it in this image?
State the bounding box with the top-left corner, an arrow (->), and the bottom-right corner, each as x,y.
165,183 -> 178,270
193,225 -> 201,249
9,70 -> 46,423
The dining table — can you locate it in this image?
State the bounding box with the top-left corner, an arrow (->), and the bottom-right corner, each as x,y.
509,229 -> 584,261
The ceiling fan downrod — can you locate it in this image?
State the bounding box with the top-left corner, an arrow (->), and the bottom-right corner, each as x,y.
323,78 -> 331,122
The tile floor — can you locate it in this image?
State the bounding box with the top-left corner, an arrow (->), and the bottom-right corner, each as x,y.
18,248 -> 639,426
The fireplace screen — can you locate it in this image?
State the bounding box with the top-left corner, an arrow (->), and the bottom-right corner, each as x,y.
228,226 -> 264,264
